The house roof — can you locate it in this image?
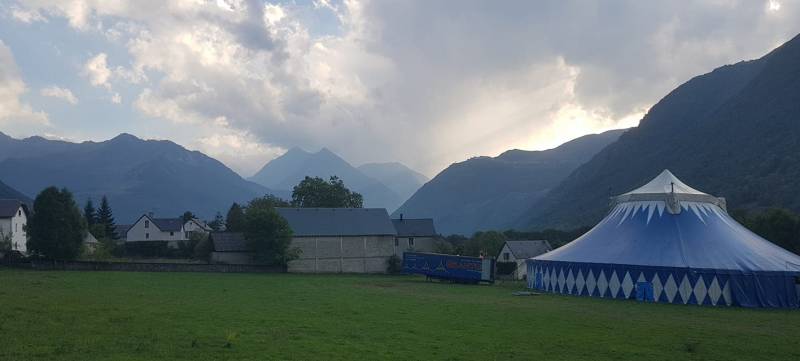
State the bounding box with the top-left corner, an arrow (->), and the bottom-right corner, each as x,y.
115,224 -> 132,238
152,218 -> 183,232
0,199 -> 26,218
276,208 -> 397,237
187,218 -> 212,231
84,232 -> 99,244
210,232 -> 249,252
392,218 -> 437,237
502,240 -> 552,260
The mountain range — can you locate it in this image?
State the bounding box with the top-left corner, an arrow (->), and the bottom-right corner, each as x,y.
4,33 -> 799,234
0,179 -> 30,205
393,129 -> 626,235
515,33 -> 800,230
248,148 -> 427,211
0,133 -> 278,223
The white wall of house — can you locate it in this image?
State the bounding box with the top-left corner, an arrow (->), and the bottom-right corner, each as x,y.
183,219 -> 210,236
126,215 -> 186,247
497,243 -> 528,280
0,206 -> 27,253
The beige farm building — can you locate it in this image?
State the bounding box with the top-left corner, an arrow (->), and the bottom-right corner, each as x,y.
277,208 -> 398,273
391,217 -> 439,258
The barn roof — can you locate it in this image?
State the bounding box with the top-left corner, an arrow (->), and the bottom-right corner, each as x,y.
503,240 -> 552,259
276,208 -> 397,237
0,199 -> 26,218
210,232 -> 248,252
392,218 -> 437,237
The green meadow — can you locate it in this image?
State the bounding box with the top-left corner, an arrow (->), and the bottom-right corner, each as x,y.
1,269 -> 798,360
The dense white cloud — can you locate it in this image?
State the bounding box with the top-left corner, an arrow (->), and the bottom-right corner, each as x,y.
40,85 -> 78,104
83,53 -> 112,89
0,40 -> 49,134
6,0 -> 800,176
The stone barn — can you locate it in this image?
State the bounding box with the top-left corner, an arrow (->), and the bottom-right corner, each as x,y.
276,208 -> 397,273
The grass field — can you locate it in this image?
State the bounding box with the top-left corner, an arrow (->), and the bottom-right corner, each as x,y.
1,269 -> 798,360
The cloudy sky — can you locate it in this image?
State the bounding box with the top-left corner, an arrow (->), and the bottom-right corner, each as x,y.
0,0 -> 798,177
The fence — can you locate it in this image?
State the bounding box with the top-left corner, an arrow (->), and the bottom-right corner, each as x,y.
0,259 -> 285,273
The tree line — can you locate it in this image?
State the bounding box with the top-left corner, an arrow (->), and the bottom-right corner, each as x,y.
20,175 -> 800,264
435,209 -> 800,259
12,175 -> 365,265
433,227 -> 591,258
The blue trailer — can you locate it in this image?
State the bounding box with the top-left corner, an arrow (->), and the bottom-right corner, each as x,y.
403,252 -> 495,284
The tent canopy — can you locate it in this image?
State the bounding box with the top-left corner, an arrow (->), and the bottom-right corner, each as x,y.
529,169 -> 800,307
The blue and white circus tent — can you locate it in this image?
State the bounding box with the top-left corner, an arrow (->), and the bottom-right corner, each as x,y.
527,170 -> 800,308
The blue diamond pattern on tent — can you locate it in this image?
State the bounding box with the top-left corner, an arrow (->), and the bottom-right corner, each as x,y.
527,170 -> 800,308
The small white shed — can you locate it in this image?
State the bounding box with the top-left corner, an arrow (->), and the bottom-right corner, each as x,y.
497,240 -> 552,280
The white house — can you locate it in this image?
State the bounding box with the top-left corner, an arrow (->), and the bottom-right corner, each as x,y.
497,240 -> 552,280
184,218 -> 212,234
0,199 -> 28,254
125,214 -> 210,248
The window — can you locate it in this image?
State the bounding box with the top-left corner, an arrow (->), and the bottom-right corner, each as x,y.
394,239 -> 399,247
145,233 -> 150,239
185,232 -> 189,239
18,209 -> 21,216
503,252 -> 510,261
170,231 -> 174,236
15,223 -> 18,232
408,237 -> 415,247
145,220 -> 150,228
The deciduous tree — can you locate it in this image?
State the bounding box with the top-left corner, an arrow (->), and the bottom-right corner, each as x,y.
244,199 -> 295,265
291,176 -> 363,208
27,187 -> 86,260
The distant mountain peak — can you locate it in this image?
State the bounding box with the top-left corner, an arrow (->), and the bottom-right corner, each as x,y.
249,146 -> 405,210
284,146 -> 310,155
109,133 -> 142,143
316,147 -> 341,159
0,133 -> 277,222
393,129 -> 625,235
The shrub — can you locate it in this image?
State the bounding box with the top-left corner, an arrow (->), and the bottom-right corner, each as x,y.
432,239 -> 455,254
244,200 -> 294,265
123,241 -> 172,258
177,233 -> 206,258
193,235 -> 214,262
387,255 -> 403,274
0,230 -> 11,252
496,261 -> 518,275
